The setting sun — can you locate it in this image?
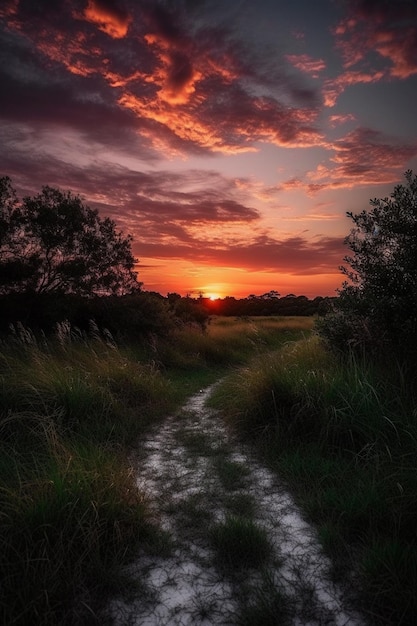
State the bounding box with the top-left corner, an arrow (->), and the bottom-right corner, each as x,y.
1,0 -> 416,300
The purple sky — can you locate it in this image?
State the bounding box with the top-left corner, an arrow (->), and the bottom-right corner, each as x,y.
1,0 -> 416,298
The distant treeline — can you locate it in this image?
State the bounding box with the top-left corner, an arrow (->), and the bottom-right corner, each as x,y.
195,293 -> 333,318
0,291 -> 334,340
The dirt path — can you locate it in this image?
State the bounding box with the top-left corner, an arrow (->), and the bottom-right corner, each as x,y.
109,384 -> 365,626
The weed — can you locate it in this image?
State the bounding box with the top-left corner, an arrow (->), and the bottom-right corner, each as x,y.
223,494 -> 257,518
214,458 -> 250,491
0,433 -> 162,625
238,572 -> 294,626
210,515 -> 271,571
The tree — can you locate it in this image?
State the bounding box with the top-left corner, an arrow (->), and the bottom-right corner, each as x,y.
0,177 -> 141,296
317,171 -> 417,364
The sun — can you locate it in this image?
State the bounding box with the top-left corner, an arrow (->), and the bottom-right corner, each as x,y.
207,293 -> 221,301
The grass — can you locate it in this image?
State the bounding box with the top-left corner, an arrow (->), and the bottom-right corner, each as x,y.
209,515 -> 271,571
223,493 -> 257,518
0,430 -> 161,625
210,333 -> 417,625
1,316 -> 312,624
238,571 -> 294,626
0,326 -> 187,625
214,458 -> 250,491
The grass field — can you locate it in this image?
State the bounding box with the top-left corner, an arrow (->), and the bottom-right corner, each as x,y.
209,333 -> 417,625
2,314 -> 414,625
0,316 -> 312,625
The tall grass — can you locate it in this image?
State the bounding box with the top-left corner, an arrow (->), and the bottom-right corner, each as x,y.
210,335 -> 417,625
1,431 -> 157,625
143,316 -> 314,370
0,316 -> 313,624
0,324 -> 176,625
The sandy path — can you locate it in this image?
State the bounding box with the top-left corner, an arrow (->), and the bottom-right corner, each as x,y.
109,384 -> 365,626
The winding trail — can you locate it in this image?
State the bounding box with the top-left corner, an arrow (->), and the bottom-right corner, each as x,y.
109,384 -> 365,626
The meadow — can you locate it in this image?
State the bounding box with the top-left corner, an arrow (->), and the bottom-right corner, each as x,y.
1,315 -> 415,625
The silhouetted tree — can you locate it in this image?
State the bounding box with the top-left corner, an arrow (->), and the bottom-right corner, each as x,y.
0,177 -> 141,296
317,171 -> 417,365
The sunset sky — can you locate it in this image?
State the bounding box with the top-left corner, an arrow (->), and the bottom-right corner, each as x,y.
1,0 -> 417,298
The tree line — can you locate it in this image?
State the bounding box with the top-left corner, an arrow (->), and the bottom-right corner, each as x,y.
2,171 -> 416,371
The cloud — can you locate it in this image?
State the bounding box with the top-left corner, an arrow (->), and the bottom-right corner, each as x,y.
0,0 -> 322,157
82,0 -> 132,38
328,113 -> 356,127
280,127 -> 417,193
0,141 -> 344,277
333,0 -> 417,85
323,70 -> 385,107
286,54 -> 326,78
0,143 -> 259,232
136,233 -> 347,276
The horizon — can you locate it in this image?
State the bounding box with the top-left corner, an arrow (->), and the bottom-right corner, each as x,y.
1,0 -> 416,299
141,289 -> 335,300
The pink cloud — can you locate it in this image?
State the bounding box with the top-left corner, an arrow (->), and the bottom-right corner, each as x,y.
333,0 -> 417,83
290,128 -> 417,193
323,70 -> 384,107
286,54 -> 326,78
328,113 -> 356,127
136,234 -> 346,276
0,1 -> 322,157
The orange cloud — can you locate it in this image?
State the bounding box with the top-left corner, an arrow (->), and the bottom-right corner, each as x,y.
83,0 -> 132,39
144,33 -> 202,105
119,88 -> 321,155
286,54 -> 326,78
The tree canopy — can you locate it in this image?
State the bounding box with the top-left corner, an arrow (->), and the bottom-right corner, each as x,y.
0,177 -> 141,297
317,171 -> 417,365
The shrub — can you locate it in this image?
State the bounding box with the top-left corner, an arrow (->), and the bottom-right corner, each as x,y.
317,171 -> 417,369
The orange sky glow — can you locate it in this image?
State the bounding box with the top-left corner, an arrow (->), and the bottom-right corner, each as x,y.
1,0 -> 416,298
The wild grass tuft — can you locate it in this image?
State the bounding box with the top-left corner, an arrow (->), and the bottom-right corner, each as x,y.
238,571 -> 294,626
0,323 -> 182,625
0,422 -> 162,625
214,458 -> 250,491
210,515 -> 271,571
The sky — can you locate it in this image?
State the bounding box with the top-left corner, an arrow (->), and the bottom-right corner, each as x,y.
1,0 -> 417,299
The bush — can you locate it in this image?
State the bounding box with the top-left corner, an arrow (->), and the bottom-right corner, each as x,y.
317,171 -> 417,368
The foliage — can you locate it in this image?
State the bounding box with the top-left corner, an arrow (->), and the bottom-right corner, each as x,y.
200,293 -> 329,317
210,336 -> 417,625
0,177 -> 140,297
317,171 -> 417,366
0,316 -> 311,624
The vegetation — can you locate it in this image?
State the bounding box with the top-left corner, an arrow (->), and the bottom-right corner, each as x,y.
0,325 -> 174,625
0,316 -> 311,625
208,176 -> 417,625
317,170 -> 417,368
199,292 -> 331,317
2,172 -> 416,624
210,515 -> 271,570
0,177 -> 140,296
209,336 -> 417,625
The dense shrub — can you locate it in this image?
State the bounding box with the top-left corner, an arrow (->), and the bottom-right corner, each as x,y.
0,292 -> 175,338
317,171 -> 417,369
